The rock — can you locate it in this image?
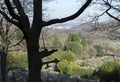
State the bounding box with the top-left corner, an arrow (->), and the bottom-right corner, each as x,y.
8,68 -> 28,82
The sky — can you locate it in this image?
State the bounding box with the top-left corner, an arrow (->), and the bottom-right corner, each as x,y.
44,0 -> 84,18
43,0 -> 111,26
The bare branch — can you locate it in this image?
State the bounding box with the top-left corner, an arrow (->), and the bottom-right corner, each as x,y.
40,49 -> 58,58
106,11 -> 120,22
11,36 -> 24,47
43,0 -> 92,26
13,0 -> 30,24
42,58 -> 60,65
8,49 -> 27,52
4,0 -> 21,21
0,10 -> 19,26
102,0 -> 120,22
103,0 -> 120,12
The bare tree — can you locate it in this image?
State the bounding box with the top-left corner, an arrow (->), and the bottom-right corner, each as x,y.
102,0 -> 120,22
0,3 -> 26,82
92,0 -> 120,22
0,0 -> 92,82
0,5 -> 11,82
88,0 -> 120,40
101,0 -> 120,40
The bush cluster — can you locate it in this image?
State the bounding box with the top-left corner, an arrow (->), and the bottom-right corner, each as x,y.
45,51 -> 76,62
66,42 -> 82,55
8,51 -> 27,70
72,67 -> 94,78
57,60 -> 94,77
66,33 -> 82,55
97,61 -> 120,82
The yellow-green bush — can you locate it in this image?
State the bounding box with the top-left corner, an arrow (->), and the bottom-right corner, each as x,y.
94,45 -> 104,57
8,51 -> 27,70
52,37 -> 62,50
66,42 -> 82,55
44,51 -> 76,62
57,60 -> 72,75
67,33 -> 80,43
97,61 -> 120,82
57,60 -> 94,77
57,60 -> 80,75
73,67 -> 94,78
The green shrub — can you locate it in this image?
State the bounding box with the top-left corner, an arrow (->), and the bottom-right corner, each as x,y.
97,61 -> 120,82
80,60 -> 90,67
88,46 -> 97,57
52,37 -> 62,50
57,60 -> 94,77
72,67 -> 94,78
60,51 -> 76,62
81,36 -> 87,46
47,51 -> 77,76
67,33 -> 80,43
57,61 -> 80,75
45,51 -> 76,62
8,51 -> 27,70
94,45 -> 104,57
57,60 -> 72,75
66,42 -> 82,55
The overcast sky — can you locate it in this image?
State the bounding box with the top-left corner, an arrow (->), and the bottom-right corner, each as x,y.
43,0 -> 110,26
44,0 -> 84,18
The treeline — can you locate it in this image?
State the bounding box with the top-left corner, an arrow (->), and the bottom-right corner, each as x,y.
1,32 -> 104,77
1,27 -> 120,81
51,33 -> 104,57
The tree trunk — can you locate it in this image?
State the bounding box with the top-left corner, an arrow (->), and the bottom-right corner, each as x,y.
26,35 -> 42,82
1,51 -> 8,82
27,52 -> 42,82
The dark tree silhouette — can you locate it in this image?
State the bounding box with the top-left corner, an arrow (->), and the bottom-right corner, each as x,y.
0,0 -> 92,82
91,0 -> 120,40
102,0 -> 120,22
0,5 -> 12,82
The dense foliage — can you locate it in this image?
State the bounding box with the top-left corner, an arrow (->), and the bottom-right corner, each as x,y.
8,51 -> 27,70
58,60 -> 94,77
66,42 -> 82,55
52,37 -> 62,50
94,45 -> 104,57
57,60 -> 74,75
67,33 -> 80,43
46,51 -> 76,62
1,27 -> 119,81
81,36 -> 87,46
74,67 -> 94,78
97,61 -> 120,82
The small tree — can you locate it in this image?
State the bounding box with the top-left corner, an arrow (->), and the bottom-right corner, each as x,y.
52,37 -> 62,50
0,12 -> 11,82
94,45 -> 104,57
67,42 -> 82,55
60,51 -> 76,62
81,36 -> 87,46
67,33 -> 80,43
